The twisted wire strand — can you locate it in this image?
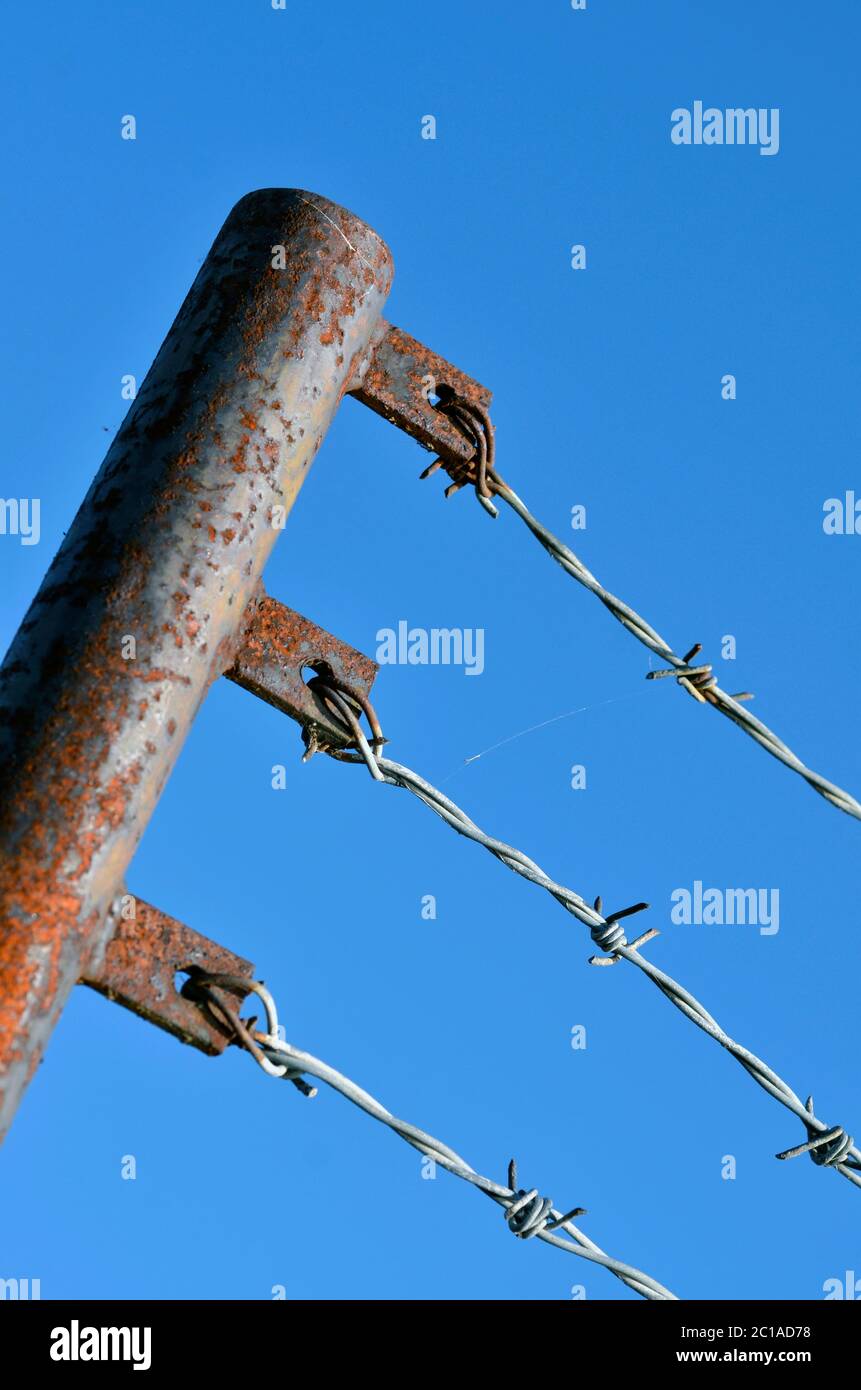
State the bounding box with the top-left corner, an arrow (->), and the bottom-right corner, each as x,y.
193,977 -> 676,1300
427,399 -> 861,823
310,684 -> 861,1193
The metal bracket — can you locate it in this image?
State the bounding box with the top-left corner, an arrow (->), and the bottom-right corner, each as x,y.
349,319 -> 492,466
81,898 -> 254,1055
225,586 -> 378,746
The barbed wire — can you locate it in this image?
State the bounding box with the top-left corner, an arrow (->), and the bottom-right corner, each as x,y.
419,397 -> 861,823
303,677 -> 861,1193
189,973 -> 677,1301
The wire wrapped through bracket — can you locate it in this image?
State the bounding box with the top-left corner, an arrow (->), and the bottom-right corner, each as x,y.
418,393 -> 502,518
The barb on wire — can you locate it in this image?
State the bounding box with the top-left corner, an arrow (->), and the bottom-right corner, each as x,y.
418,395 -> 861,823
303,676 -> 861,1193
189,972 -> 676,1301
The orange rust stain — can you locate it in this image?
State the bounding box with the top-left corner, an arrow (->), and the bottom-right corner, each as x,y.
134,669 -> 192,685
305,287 -> 325,321
230,439 -> 250,471
96,764 -> 143,834
69,832 -> 99,882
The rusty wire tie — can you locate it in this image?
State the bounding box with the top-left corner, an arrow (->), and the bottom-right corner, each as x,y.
419,394 -> 502,518
292,669 -> 861,1193
301,667 -> 386,772
303,671 -> 388,780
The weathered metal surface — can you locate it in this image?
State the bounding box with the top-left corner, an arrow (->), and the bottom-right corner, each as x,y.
349,320 -> 492,464
226,587 -> 378,744
81,898 -> 254,1055
0,189 -> 393,1138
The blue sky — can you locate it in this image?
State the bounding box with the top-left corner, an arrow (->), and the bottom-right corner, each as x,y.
1,0 -> 859,1301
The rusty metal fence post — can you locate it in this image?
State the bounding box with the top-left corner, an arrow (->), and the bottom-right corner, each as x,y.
0,188 -> 491,1141
0,189 -> 395,1137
